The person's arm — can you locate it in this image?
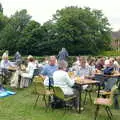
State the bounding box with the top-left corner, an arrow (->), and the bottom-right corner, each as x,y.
41,65 -> 47,76
0,60 -> 4,68
65,72 -> 75,87
8,61 -> 16,67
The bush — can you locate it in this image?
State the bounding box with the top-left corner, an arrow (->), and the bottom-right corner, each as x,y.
99,51 -> 120,57
0,50 -> 5,56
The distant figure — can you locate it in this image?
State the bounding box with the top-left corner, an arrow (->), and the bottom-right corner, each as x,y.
14,51 -> 22,66
58,48 -> 69,61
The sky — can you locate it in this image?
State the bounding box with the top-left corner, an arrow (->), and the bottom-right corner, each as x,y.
0,0 -> 120,31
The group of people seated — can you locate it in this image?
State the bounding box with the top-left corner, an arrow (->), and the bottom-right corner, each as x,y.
0,51 -> 120,110
0,51 -> 38,88
39,55 -> 120,110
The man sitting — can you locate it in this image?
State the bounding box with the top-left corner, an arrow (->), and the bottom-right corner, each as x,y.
41,56 -> 58,87
72,56 -> 92,90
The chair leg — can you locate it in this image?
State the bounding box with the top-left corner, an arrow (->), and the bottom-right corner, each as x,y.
105,107 -> 112,120
47,95 -> 53,111
83,91 -> 87,105
43,95 -> 47,107
88,92 -> 92,103
94,105 -> 100,120
107,107 -> 112,117
34,95 -> 40,108
63,102 -> 67,115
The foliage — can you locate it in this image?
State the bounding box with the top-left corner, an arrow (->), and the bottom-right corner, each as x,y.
0,4 -> 112,56
51,7 -> 112,55
0,9 -> 31,54
99,50 -> 120,57
0,13 -> 8,31
17,20 -> 41,55
0,49 -> 5,56
0,3 -> 3,13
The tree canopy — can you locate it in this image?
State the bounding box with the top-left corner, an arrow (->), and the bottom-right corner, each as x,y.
0,5 -> 112,55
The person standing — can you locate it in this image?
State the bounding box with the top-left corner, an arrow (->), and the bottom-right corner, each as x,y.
58,48 -> 69,61
14,51 -> 22,66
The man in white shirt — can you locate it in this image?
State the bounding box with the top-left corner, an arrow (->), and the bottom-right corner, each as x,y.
73,57 -> 92,90
74,56 -> 91,78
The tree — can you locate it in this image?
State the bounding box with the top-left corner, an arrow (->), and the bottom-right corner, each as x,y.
49,6 -> 112,55
0,3 -> 3,13
0,9 -> 31,54
17,20 -> 41,55
0,6 -> 112,56
0,13 -> 8,31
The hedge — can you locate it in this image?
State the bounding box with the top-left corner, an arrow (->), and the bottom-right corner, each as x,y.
99,51 -> 120,57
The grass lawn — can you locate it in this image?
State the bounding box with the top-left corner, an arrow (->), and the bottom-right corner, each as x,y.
0,85 -> 120,120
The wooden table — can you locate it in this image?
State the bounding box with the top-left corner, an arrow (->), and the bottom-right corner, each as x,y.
75,78 -> 100,113
95,73 -> 120,78
8,67 -> 17,72
95,72 -> 120,85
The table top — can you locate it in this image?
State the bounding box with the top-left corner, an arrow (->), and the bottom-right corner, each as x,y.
8,67 -> 17,71
95,72 -> 120,77
75,77 -> 100,85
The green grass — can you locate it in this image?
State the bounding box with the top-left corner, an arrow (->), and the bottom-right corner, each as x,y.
0,86 -> 120,120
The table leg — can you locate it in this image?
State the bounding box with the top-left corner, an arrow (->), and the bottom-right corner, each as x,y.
97,83 -> 100,97
79,85 -> 82,113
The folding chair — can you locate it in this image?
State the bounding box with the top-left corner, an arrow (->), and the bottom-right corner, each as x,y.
94,84 -> 118,120
83,86 -> 93,105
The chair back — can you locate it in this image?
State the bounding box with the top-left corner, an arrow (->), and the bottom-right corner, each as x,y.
33,68 -> 40,77
116,79 -> 120,90
31,68 -> 40,83
109,84 -> 118,104
53,86 -> 64,100
33,79 -> 45,95
33,76 -> 44,83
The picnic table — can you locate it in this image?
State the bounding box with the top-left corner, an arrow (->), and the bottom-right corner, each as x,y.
75,77 -> 100,113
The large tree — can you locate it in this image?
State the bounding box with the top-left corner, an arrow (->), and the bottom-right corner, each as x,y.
17,20 -> 41,55
0,3 -> 3,13
0,6 -> 112,56
0,9 -> 31,54
49,6 -> 112,55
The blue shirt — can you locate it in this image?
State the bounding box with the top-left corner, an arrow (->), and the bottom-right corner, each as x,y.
41,64 -> 58,77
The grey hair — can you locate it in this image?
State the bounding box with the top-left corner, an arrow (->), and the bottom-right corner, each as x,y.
58,60 -> 68,69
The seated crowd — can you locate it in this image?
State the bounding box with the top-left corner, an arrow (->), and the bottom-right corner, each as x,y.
0,51 -> 120,110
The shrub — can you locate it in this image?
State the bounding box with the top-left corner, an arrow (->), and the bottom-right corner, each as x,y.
99,51 -> 120,57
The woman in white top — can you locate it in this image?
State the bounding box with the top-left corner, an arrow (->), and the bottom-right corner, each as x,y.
0,54 -> 13,69
53,60 -> 79,110
21,58 -> 36,79
20,55 -> 36,88
53,60 -> 74,95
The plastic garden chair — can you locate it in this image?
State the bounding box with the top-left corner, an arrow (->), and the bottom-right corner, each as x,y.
53,86 -> 77,112
33,79 -> 53,109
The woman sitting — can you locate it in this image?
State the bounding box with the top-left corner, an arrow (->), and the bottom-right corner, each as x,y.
0,53 -> 15,84
20,55 -> 37,88
53,60 -> 79,109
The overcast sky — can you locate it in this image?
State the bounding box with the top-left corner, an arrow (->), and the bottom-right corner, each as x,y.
0,0 -> 120,31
